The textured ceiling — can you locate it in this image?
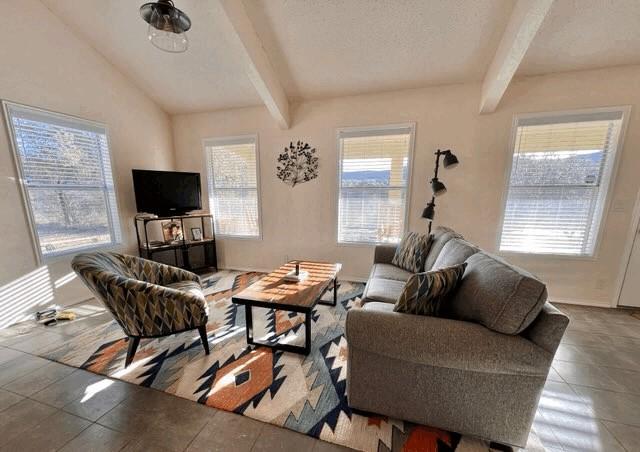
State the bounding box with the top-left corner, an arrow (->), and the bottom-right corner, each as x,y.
244,0 -> 514,100
518,0 -> 640,76
40,0 -> 262,114
38,0 -> 640,114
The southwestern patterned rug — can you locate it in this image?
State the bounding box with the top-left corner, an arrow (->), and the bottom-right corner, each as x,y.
38,272 -> 536,452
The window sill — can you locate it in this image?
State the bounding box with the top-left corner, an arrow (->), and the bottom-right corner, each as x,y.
497,250 -> 598,262
41,241 -> 123,265
337,241 -> 399,247
216,235 -> 262,241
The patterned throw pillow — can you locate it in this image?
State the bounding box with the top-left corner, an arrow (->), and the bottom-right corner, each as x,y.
394,263 -> 467,316
392,232 -> 432,273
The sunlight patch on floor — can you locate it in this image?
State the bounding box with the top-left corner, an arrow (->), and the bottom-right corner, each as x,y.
80,378 -> 114,403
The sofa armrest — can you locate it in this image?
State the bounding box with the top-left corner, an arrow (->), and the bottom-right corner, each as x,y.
346,306 -> 552,376
522,303 -> 569,354
373,245 -> 397,265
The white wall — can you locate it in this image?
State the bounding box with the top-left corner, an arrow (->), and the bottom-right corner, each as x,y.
2,1 -> 637,314
172,65 -> 640,307
0,0 -> 175,326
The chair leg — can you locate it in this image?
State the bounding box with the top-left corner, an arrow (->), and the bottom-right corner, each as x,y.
125,336 -> 140,368
198,325 -> 210,355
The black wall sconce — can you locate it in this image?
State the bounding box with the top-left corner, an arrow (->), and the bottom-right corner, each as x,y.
422,149 -> 460,234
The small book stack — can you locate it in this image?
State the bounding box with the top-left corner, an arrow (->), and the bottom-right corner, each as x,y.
35,309 -> 77,326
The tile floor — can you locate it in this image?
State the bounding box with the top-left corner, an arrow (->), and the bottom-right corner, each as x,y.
0,300 -> 637,451
532,303 -> 640,452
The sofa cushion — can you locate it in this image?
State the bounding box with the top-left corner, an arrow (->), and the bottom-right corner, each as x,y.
394,263 -> 467,316
392,232 -> 432,272
363,278 -> 406,304
432,238 -> 479,270
448,252 -> 547,335
370,263 -> 413,282
423,227 -> 463,271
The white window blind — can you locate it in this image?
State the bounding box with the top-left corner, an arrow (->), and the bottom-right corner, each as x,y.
204,136 -> 261,237
3,102 -> 121,260
337,125 -> 414,244
499,110 -> 625,256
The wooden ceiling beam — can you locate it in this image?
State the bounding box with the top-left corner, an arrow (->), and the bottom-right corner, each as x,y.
219,0 -> 290,128
479,0 -> 555,114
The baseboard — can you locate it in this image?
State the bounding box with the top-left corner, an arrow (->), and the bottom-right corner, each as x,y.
340,275 -> 368,283
219,266 -> 276,274
548,297 -> 612,308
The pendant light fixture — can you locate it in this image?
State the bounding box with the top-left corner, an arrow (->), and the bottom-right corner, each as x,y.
140,0 -> 191,53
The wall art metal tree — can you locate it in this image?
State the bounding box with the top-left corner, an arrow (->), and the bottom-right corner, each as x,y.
276,141 -> 319,187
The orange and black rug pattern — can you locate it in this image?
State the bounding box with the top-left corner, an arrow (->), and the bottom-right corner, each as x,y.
41,272 -> 479,451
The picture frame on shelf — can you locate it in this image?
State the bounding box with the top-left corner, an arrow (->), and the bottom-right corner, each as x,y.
191,227 -> 203,241
162,221 -> 183,243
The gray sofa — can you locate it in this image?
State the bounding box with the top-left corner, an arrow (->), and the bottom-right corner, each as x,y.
346,227 -> 569,448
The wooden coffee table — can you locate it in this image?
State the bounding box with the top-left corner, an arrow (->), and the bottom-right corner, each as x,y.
231,261 -> 342,355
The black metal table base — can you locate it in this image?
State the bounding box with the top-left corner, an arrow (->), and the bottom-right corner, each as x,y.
245,305 -> 312,355
238,277 -> 338,355
317,277 -> 339,307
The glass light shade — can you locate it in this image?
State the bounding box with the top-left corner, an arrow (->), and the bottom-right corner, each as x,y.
148,23 -> 188,53
142,2 -> 191,53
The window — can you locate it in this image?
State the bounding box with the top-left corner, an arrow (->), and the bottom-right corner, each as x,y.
337,124 -> 414,244
499,109 -> 627,256
204,135 -> 261,238
3,102 -> 122,261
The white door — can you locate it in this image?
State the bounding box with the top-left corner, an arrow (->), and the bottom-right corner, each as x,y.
619,225 -> 640,307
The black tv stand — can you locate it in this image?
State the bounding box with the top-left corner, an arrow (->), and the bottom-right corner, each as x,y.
157,210 -> 193,217
134,213 -> 217,273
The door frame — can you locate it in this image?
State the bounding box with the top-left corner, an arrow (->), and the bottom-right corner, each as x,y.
614,187 -> 640,307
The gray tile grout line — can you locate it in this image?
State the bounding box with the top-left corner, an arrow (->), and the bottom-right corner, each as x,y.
0,332 -> 335,452
561,334 -> 640,344
2,310 -> 639,451
42,413 -> 94,452
59,422 -> 136,452
0,362 -> 126,451
28,300 -> 221,451
248,420 -> 267,452
550,377 -> 640,396
0,396 -> 87,450
551,358 -> 640,380
549,363 -> 567,383
562,381 -> 640,430
576,321 -> 640,325
180,407 -> 220,452
533,409 -> 567,452
552,357 -> 640,373
0,343 -> 141,451
599,419 -> 630,452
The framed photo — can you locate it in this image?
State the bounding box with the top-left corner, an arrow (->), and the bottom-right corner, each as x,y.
162,221 -> 183,243
191,227 -> 203,241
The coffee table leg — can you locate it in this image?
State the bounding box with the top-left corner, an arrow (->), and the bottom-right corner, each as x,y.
333,277 -> 338,306
304,311 -> 311,354
245,305 -> 254,346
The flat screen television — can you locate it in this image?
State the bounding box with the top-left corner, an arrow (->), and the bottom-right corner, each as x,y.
132,169 -> 202,216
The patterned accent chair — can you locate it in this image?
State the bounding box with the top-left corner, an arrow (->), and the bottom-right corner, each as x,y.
71,252 -> 209,367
